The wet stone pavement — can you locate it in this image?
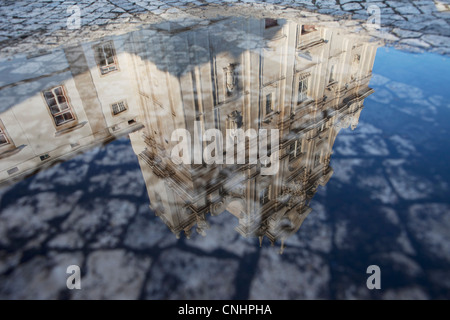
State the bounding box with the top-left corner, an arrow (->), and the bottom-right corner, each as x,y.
0,0 -> 449,56
0,1 -> 449,300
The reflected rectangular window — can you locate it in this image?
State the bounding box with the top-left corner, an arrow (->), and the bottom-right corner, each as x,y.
0,123 -> 9,147
289,143 -> 296,160
289,140 -> 302,160
265,18 -> 278,29
298,78 -> 308,102
265,93 -> 273,115
260,187 -> 270,206
94,41 -> 119,75
7,167 -> 18,175
301,25 -> 317,35
329,65 -> 335,83
42,86 -> 76,127
154,193 -> 165,213
314,153 -> 321,167
111,101 -> 127,115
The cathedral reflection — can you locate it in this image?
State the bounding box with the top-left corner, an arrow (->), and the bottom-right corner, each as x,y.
0,16 -> 379,250
127,17 -> 379,250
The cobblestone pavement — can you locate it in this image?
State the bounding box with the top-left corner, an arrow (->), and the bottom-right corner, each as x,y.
0,0 -> 449,56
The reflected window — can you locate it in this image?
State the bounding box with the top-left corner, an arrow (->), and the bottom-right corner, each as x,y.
111,100 -> 127,115
265,93 -> 273,115
265,18 -> 278,29
329,65 -> 335,83
314,153 -> 321,167
298,78 -> 308,103
154,193 -> 165,213
94,41 -> 119,75
319,124 -> 325,132
0,121 -> 10,147
43,86 -> 76,127
301,25 -> 317,35
261,147 -> 272,168
289,140 -> 302,160
260,186 -> 270,206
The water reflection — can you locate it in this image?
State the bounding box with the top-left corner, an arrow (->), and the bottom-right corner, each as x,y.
129,19 -> 378,249
0,17 -> 379,250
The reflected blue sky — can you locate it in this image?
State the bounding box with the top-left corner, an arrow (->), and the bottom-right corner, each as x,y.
322,48 -> 450,298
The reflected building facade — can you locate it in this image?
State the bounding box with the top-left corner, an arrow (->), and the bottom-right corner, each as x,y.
0,35 -> 144,184
0,17 -> 378,249
127,18 -> 379,250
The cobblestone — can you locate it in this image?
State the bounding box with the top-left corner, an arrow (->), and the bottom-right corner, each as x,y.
0,0 -> 448,57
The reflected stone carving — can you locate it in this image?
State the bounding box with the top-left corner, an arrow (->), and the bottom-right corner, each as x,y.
224,63 -> 237,95
210,200 -> 226,216
227,110 -> 243,132
351,54 -> 361,80
229,184 -> 246,199
195,211 -> 209,236
280,178 -> 307,209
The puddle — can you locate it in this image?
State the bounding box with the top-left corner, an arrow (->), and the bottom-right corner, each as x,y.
0,10 -> 449,299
